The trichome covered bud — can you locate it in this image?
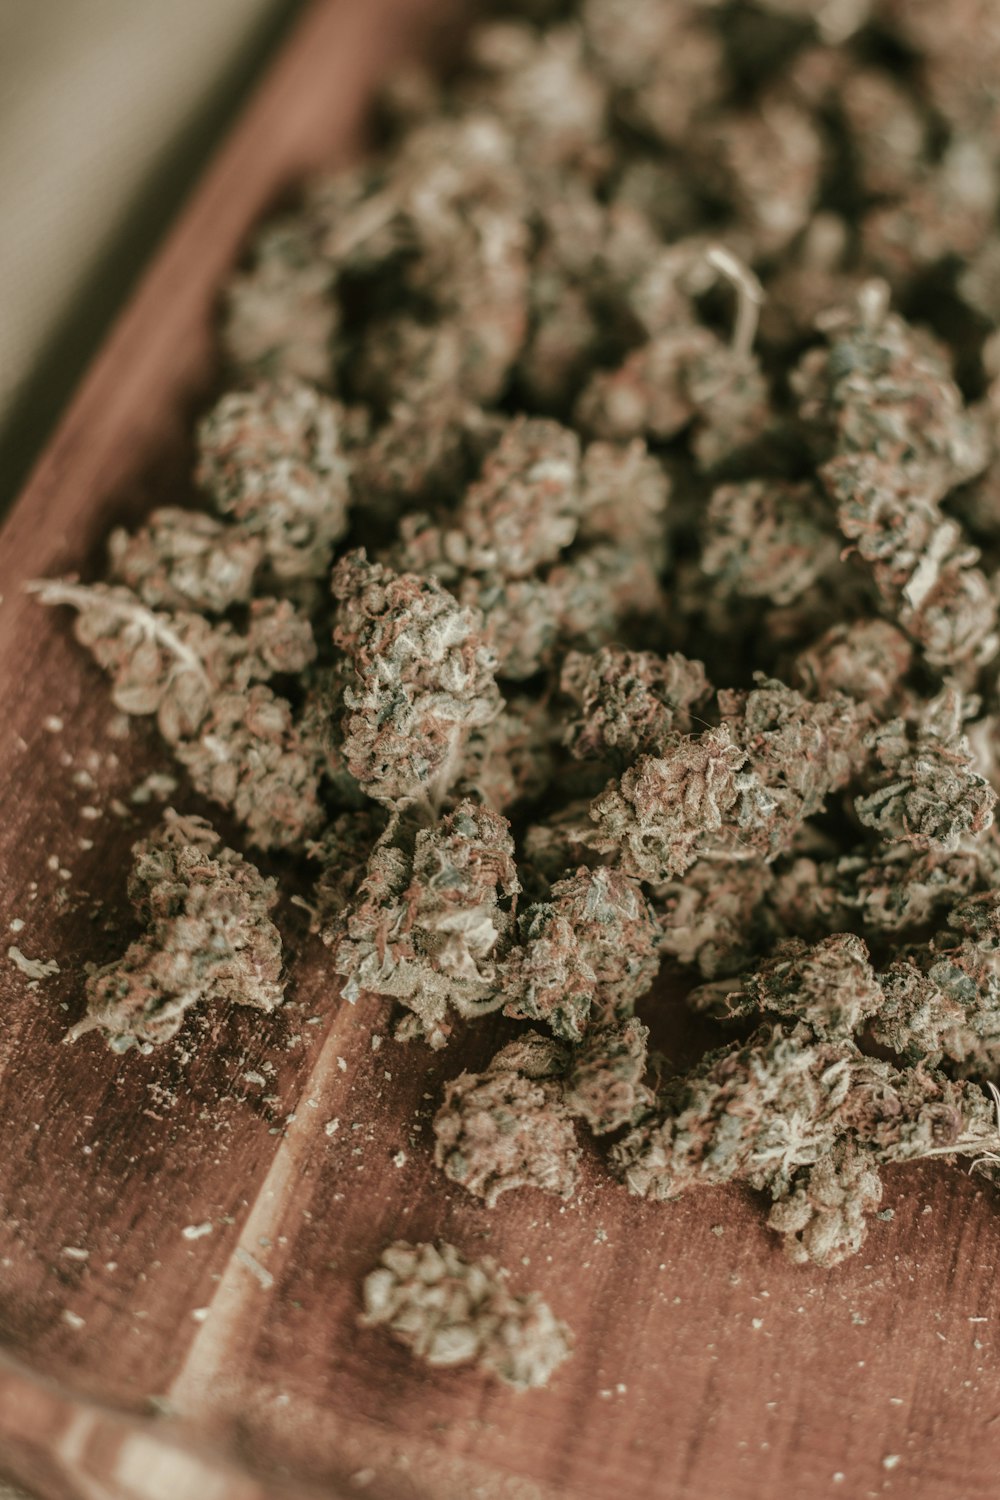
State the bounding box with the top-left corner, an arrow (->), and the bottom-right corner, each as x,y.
502,866 -> 661,1039
433,1031 -> 580,1203
856,686 -> 996,854
612,1020 -> 1000,1265
688,933 -> 882,1039
68,811 -> 283,1051
360,1239 -> 573,1390
563,1016 -> 654,1135
195,377 -> 353,583
331,801 -> 519,1049
332,550 -> 502,813
30,582 -> 325,848
561,647 -> 711,767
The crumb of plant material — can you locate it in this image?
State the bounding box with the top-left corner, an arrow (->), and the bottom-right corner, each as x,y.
67,810 -> 283,1050
130,771 -> 179,805
360,1239 -> 572,1390
32,0 -> 1000,1270
8,947 -> 60,981
181,1223 -> 213,1241
235,1247 -> 275,1290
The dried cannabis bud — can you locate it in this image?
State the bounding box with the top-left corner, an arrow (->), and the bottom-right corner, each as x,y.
766,1142 -> 884,1269
856,687 -> 996,854
791,619 -> 914,714
701,480 -> 838,608
196,378 -> 353,583
68,811 -> 283,1051
613,1021 -> 1000,1265
221,215 -> 337,384
390,416 -> 669,680
563,1016 -> 653,1135
38,0 -> 1000,1272
360,1239 -> 573,1390
433,1032 -> 580,1203
653,856 -> 776,980
106,509 -> 263,614
331,551 -> 502,813
591,676 -> 868,880
32,582 -> 325,849
589,725 -> 749,882
561,647 -> 711,767
794,284 -> 997,669
331,801 -> 519,1048
688,934 -> 883,1039
437,416 -> 583,579
871,893 -> 1000,1072
501,866 -> 661,1039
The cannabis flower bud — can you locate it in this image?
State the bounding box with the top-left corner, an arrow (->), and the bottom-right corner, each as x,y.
701,479 -> 837,608
31,582 -> 326,850
590,726 -> 748,882
360,1239 -> 573,1390
331,802 -> 519,1048
502,866 -> 661,1039
332,550 -> 502,812
613,1020 -> 1000,1265
68,811 -> 283,1051
106,508 -> 263,614
563,1016 -> 654,1135
688,933 -> 883,1039
196,377 -> 353,582
220,215 -> 338,385
856,686 -> 996,853
561,647 -> 711,767
433,1032 -> 580,1203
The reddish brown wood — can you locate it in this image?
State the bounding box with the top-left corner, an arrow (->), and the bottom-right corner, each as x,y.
2,4 -> 1000,1498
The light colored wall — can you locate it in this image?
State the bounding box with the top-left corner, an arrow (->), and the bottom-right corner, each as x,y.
0,0 -> 299,496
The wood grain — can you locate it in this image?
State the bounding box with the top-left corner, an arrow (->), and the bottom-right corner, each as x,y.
2,3 -> 1000,1498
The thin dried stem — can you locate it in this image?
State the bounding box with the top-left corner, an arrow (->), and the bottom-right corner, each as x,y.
28,580 -> 211,689
706,246 -> 765,360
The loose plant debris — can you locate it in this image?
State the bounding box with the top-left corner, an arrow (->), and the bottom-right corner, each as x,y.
32,0 -> 1000,1320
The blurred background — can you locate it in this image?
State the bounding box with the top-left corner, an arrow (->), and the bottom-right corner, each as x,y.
0,0 -> 307,509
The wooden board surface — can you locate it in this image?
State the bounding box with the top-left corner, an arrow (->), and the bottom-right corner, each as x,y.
1,3 -> 1000,1498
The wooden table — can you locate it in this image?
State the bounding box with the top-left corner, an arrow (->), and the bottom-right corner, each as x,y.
1,3 -> 999,1497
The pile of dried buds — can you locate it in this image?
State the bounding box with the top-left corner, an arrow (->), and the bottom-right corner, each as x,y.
38,0 -> 1000,1337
